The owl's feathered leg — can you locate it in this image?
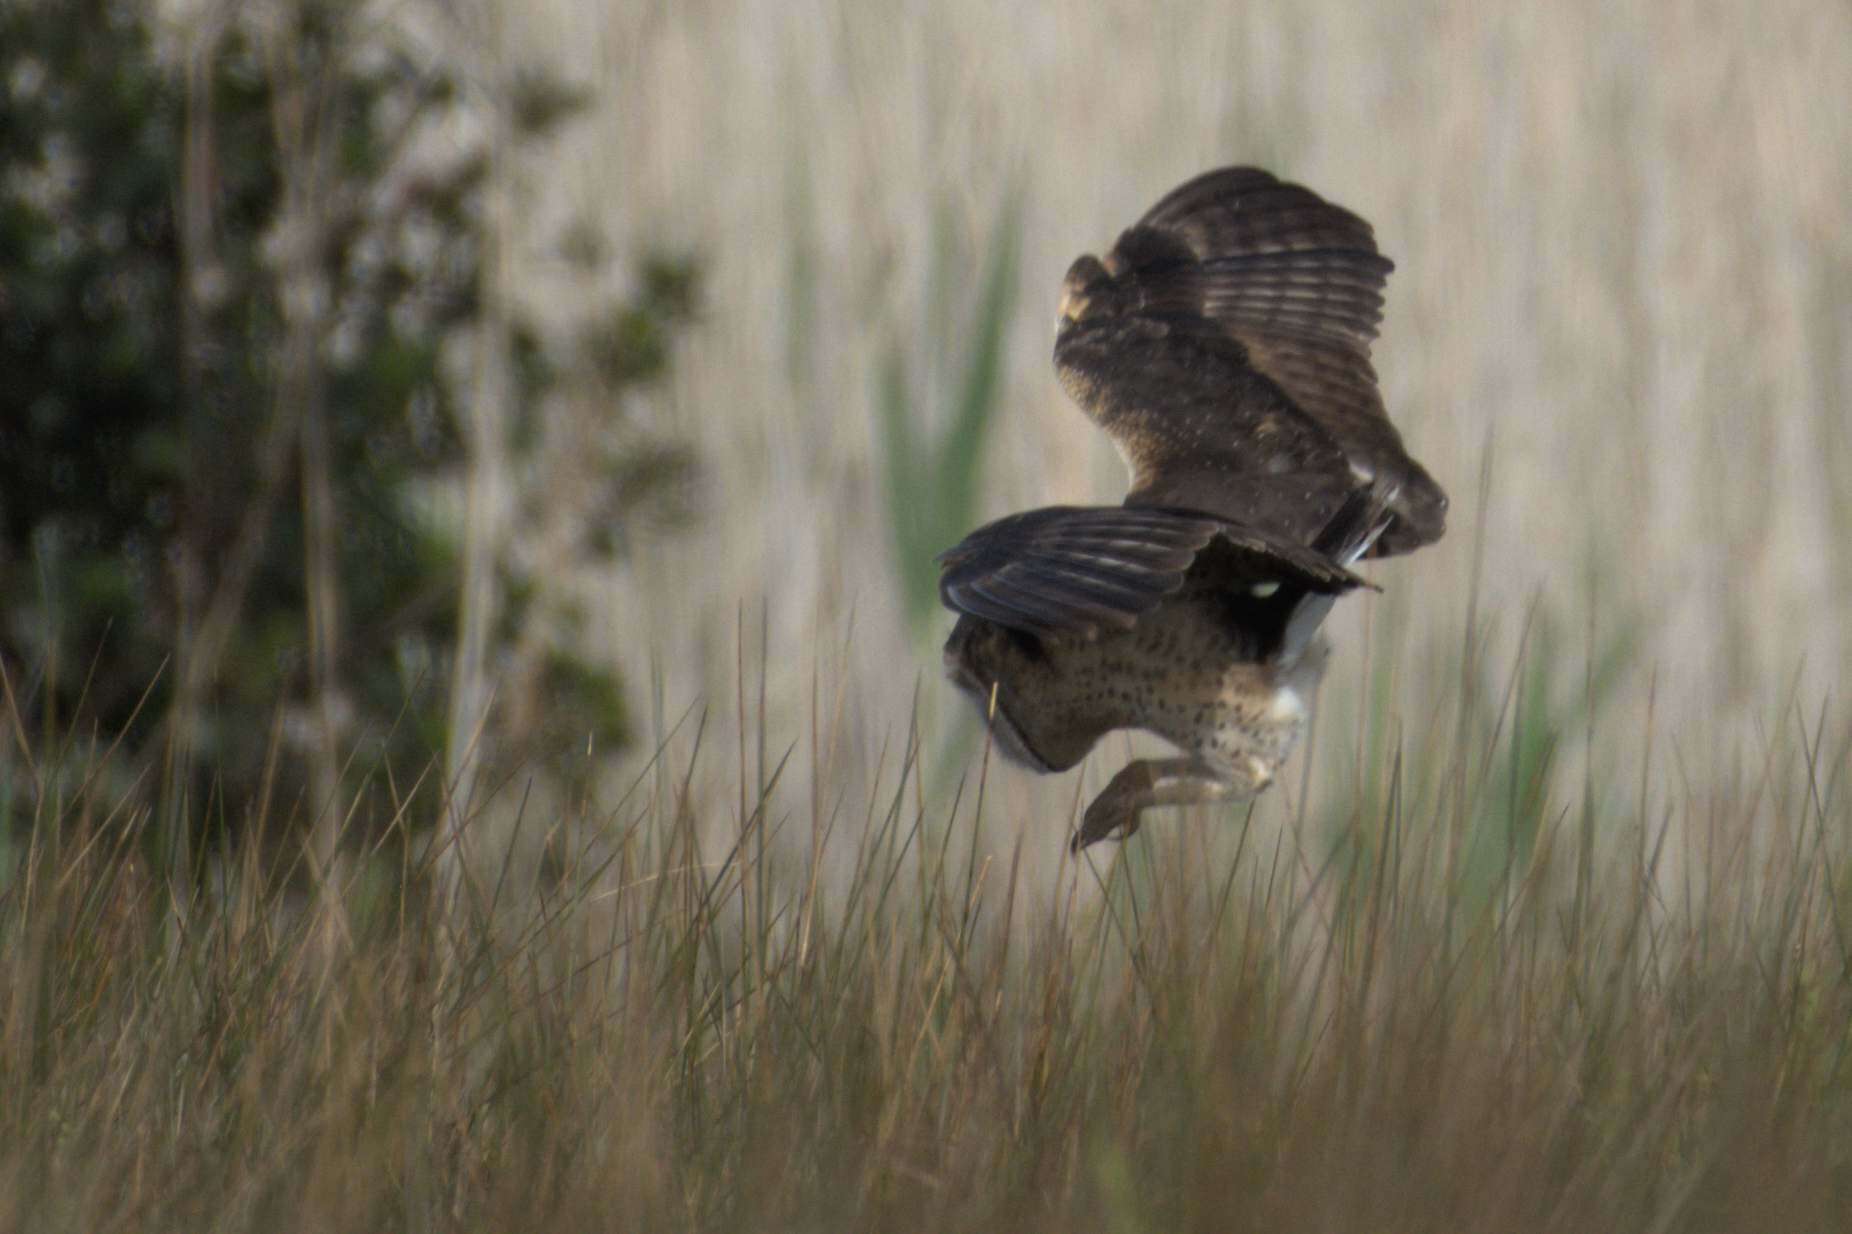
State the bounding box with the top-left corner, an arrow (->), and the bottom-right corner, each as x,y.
1072,756 -> 1272,853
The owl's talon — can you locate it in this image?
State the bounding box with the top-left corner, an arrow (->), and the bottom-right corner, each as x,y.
1073,763 -> 1159,853
1070,804 -> 1140,854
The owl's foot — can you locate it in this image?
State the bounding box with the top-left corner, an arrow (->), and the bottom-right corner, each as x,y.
1071,757 -> 1252,854
1073,762 -> 1156,853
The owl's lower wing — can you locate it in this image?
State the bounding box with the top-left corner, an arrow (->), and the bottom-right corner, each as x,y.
936,506 -> 1218,637
936,505 -> 1365,640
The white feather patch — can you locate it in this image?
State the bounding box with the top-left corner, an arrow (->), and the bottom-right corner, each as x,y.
1267,686 -> 1306,723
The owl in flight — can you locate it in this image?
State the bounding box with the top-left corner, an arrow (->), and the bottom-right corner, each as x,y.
937,166 -> 1446,852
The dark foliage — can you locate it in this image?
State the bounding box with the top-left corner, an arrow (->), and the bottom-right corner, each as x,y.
0,0 -> 697,834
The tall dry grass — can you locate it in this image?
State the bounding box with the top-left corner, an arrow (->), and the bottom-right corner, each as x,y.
2,627 -> 1849,1230
4,1 -> 1852,1228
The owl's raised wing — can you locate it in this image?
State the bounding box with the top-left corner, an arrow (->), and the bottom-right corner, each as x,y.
1054,166 -> 1446,556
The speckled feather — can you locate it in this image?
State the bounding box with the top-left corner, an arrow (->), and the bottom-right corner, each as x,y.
941,541 -> 1339,784
936,166 -> 1446,848
1055,165 -> 1447,556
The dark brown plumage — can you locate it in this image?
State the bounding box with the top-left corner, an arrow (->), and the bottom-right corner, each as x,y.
1055,166 -> 1445,554
937,166 -> 1447,851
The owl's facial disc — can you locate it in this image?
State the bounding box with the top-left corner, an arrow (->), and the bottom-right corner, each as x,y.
942,629 -> 1055,773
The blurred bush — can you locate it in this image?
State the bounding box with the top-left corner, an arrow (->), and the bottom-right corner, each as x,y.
0,0 -> 697,840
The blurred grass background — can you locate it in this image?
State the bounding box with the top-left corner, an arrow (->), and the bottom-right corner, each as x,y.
3,0 -> 1852,1229
559,0 -> 1851,877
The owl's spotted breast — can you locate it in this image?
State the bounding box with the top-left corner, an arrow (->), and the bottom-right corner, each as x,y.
1030,569 -> 1322,784
944,541 -> 1336,815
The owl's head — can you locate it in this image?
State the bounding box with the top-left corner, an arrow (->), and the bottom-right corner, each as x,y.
941,614 -> 1096,774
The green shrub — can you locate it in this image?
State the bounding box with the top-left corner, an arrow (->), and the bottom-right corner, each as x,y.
0,0 -> 696,844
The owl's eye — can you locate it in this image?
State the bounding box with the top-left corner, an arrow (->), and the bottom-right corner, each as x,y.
1005,627 -> 1048,663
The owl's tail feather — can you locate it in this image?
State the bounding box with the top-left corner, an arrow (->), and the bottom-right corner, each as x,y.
1276,484 -> 1397,667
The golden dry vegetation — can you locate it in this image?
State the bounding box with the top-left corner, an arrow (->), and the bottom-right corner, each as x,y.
4,1 -> 1852,1230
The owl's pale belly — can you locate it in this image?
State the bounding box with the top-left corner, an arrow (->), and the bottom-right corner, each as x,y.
1034,590 -> 1319,785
